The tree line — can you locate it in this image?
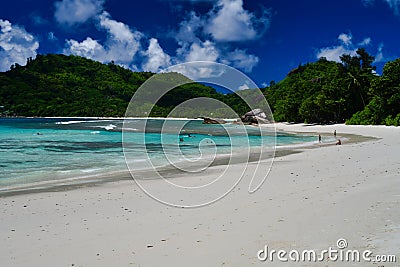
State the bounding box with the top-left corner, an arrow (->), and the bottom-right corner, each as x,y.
264,48 -> 400,126
0,52 -> 399,125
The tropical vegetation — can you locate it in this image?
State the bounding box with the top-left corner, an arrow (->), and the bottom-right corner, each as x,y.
0,52 -> 399,125
264,48 -> 400,126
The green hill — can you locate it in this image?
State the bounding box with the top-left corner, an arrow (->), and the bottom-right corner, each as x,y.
0,54 -> 152,116
1,52 -> 399,125
264,49 -> 400,126
0,54 -> 236,117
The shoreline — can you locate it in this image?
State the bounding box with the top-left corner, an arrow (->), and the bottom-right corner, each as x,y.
1,116 -> 205,120
1,123 -> 399,266
0,124 -> 374,197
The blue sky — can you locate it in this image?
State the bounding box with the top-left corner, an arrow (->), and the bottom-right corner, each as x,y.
0,0 -> 399,88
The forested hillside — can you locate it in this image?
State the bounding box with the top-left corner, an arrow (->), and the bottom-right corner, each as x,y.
0,52 -> 399,125
0,54 -> 243,117
264,48 -> 400,126
0,54 -> 152,116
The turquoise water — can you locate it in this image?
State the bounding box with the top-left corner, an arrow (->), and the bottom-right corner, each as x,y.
0,118 -> 317,189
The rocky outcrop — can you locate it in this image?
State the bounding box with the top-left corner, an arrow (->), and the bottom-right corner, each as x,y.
241,109 -> 270,124
200,117 -> 227,124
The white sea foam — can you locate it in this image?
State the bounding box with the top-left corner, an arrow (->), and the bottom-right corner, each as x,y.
55,119 -> 116,125
104,124 -> 117,130
91,124 -> 118,130
56,120 -> 88,125
81,168 -> 102,173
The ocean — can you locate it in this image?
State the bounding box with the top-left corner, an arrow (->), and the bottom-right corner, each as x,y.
0,118 -> 319,191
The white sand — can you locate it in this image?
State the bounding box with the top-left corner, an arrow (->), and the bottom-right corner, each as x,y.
1,123 -> 399,266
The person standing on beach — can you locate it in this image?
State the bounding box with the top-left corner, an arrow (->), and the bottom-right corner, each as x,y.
333,130 -> 336,138
318,134 -> 321,143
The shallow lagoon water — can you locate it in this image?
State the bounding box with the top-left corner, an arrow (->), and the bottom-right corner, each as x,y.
0,118 -> 319,189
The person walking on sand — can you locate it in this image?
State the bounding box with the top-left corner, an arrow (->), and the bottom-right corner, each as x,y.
318,134 -> 321,143
333,130 -> 337,138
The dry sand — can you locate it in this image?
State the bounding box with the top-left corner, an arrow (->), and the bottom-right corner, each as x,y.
1,123 -> 399,266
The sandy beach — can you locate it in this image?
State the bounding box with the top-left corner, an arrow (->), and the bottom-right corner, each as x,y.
1,123 -> 399,266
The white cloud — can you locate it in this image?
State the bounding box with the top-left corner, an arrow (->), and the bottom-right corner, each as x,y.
384,0 -> 400,15
180,40 -> 220,62
374,43 -> 384,62
317,33 -> 365,62
54,0 -> 104,25
98,12 -> 139,43
64,12 -> 143,68
238,83 -> 250,90
174,12 -> 220,70
317,46 -> 357,62
142,38 -> 171,72
205,0 -> 270,42
186,0 -> 218,2
171,46 -> 259,79
318,33 -> 388,66
65,37 -> 106,60
170,0 -> 265,75
165,62 -> 226,80
0,19 -> 39,71
358,37 -> 371,46
48,32 -> 57,41
0,20 -> 12,33
362,0 -> 400,15
225,49 -> 259,72
62,0 -> 268,75
361,0 -> 375,6
338,33 -> 352,46
175,11 -> 203,44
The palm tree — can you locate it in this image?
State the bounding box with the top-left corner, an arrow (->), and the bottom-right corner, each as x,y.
346,71 -> 366,107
